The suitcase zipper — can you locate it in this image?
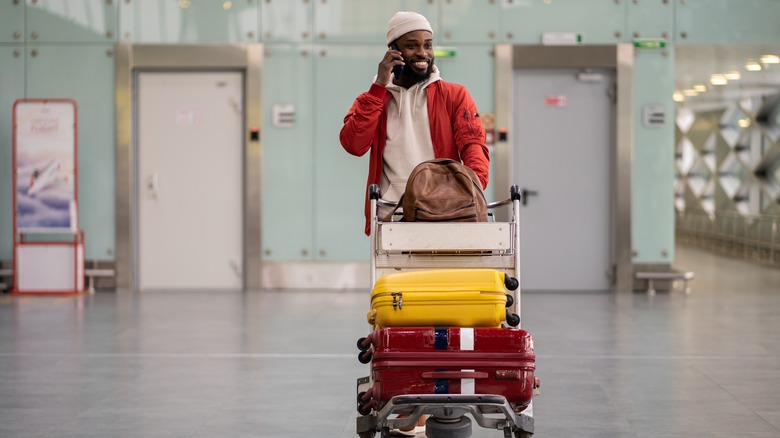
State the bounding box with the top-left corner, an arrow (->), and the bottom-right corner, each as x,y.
373,290 -> 505,306
391,292 -> 403,310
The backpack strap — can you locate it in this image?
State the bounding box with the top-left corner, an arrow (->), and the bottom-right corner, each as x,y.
382,194 -> 404,222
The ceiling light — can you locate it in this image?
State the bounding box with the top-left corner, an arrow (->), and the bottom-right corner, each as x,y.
745,61 -> 762,71
673,92 -> 685,102
710,74 -> 728,85
223,1 -> 233,9
760,54 -> 780,64
693,85 -> 707,92
724,71 -> 741,81
178,0 -> 191,8
738,118 -> 751,128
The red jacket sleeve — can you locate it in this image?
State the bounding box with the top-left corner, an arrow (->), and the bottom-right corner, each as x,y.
340,83 -> 387,157
451,87 -> 490,189
461,143 -> 490,189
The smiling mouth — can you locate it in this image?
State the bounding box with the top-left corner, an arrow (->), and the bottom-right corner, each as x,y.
410,60 -> 429,69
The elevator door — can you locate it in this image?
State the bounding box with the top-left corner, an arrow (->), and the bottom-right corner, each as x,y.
513,68 -> 614,291
137,72 -> 244,290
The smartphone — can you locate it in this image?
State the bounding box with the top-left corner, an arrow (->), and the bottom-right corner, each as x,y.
391,43 -> 404,78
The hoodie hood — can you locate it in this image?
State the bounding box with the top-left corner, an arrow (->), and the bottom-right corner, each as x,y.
376,65 -> 442,118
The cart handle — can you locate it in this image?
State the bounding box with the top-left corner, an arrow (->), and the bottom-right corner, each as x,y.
486,185 -> 522,208
377,199 -> 398,208
369,184 -> 381,200
510,185 -> 522,201
370,183 -> 520,210
370,184 -> 398,208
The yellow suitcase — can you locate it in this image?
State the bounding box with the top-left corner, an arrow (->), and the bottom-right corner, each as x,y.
368,269 -> 516,328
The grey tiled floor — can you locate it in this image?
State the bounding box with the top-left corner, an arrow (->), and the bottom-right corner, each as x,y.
1,245 -> 780,437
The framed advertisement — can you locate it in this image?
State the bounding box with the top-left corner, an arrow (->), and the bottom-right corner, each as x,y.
12,98 -> 83,294
13,99 -> 78,233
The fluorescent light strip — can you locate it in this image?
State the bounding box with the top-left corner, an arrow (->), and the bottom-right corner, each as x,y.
760,54 -> 779,64
710,74 -> 727,85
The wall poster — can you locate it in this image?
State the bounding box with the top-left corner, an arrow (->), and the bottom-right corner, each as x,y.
13,99 -> 78,233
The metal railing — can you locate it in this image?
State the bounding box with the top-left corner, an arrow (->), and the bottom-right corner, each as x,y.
676,209 -> 780,268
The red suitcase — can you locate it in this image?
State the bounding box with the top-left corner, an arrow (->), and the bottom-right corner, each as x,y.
360,327 -> 536,413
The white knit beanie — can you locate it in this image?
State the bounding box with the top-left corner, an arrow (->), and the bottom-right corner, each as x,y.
386,11 -> 434,45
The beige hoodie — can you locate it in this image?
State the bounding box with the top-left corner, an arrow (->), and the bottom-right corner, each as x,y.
378,65 -> 443,210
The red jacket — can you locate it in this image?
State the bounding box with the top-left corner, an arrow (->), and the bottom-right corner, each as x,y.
340,81 -> 490,235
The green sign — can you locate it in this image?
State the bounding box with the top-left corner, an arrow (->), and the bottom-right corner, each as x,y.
434,48 -> 457,58
634,39 -> 666,49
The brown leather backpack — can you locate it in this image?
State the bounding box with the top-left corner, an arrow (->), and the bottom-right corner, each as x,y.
386,159 -> 488,222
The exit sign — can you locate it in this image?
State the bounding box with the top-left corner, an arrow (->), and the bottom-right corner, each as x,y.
434,48 -> 457,58
634,39 -> 666,49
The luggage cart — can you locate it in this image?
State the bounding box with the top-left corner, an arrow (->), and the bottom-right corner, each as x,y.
356,184 -> 535,438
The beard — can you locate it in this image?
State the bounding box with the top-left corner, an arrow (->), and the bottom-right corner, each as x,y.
403,57 -> 435,83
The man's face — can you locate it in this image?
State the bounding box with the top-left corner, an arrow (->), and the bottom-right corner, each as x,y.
394,30 -> 435,82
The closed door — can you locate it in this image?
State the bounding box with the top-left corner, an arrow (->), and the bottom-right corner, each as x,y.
137,72 -> 244,290
513,68 -> 615,291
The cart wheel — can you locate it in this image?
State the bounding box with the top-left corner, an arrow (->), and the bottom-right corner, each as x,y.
358,432 -> 375,438
357,337 -> 370,351
357,403 -> 373,416
514,431 -> 532,438
504,275 -> 519,291
425,416 -> 472,438
505,294 -> 514,308
505,311 -> 520,327
380,426 -> 391,438
358,350 -> 373,364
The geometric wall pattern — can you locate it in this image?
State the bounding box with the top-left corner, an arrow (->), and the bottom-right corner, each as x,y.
675,93 -> 780,267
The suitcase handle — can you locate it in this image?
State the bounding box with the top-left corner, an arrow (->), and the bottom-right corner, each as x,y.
366,309 -> 377,326
421,371 -> 489,380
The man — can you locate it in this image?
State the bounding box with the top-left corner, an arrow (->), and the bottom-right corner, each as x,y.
340,11 -> 490,235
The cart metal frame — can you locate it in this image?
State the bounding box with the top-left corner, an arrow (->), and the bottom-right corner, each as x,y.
357,184 -> 534,438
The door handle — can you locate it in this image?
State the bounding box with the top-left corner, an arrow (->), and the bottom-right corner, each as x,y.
147,173 -> 159,199
229,258 -> 242,277
521,188 -> 538,206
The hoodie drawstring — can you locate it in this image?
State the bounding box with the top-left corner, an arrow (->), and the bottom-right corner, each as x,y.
387,65 -> 441,119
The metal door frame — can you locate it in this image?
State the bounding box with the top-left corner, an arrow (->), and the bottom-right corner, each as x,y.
115,44 -> 263,290
494,44 -> 634,293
